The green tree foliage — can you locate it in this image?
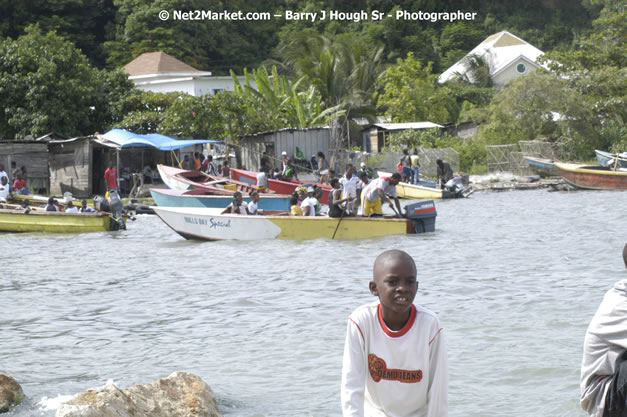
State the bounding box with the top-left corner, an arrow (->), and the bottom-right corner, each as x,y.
542,0 -> 625,153
104,0 -> 284,72
475,70 -> 594,156
232,66 -> 345,129
115,90 -> 190,134
0,0 -> 116,67
277,33 -> 384,120
378,53 -> 457,124
0,25 -> 133,139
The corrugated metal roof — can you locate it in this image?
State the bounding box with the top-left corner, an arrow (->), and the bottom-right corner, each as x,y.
368,122 -> 444,131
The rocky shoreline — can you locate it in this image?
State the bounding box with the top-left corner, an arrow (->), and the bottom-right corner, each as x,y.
0,372 -> 223,417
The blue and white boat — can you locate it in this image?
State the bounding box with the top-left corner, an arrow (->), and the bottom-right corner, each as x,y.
523,156 -> 559,177
595,149 -> 627,169
150,188 -> 291,211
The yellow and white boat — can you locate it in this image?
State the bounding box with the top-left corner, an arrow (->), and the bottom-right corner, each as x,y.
0,207 -> 121,233
152,201 -> 437,241
377,171 -> 443,199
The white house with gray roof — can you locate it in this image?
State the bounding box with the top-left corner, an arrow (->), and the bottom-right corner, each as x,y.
438,31 -> 545,86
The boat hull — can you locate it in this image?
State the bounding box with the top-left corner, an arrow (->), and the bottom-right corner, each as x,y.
555,162 -> 627,190
0,209 -> 115,233
523,156 -> 558,177
152,206 -> 418,240
377,171 -> 443,199
150,188 -> 290,210
230,168 -> 332,204
157,165 -> 264,195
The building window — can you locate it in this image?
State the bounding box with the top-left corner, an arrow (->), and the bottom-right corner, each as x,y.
212,88 -> 223,95
516,63 -> 527,74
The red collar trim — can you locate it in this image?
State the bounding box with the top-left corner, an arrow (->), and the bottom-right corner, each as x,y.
377,304 -> 416,337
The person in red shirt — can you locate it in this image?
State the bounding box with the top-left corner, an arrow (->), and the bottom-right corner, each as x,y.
104,162 -> 118,190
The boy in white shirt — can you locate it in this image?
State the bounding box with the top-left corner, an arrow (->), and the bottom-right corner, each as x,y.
341,250 -> 448,417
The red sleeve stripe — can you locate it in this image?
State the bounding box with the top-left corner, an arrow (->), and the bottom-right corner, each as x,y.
429,328 -> 443,345
349,318 -> 365,342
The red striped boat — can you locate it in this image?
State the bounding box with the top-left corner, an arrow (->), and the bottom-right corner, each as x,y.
157,165 -> 274,195
230,168 -> 333,204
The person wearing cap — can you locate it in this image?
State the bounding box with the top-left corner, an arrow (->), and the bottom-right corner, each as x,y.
301,186 -> 317,216
361,173 -> 403,217
310,154 -> 319,171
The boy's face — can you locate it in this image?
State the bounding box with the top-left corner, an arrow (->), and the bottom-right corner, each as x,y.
370,255 -> 418,316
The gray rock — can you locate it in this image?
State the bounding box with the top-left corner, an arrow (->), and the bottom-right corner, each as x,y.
0,373 -> 24,413
55,371 -> 222,417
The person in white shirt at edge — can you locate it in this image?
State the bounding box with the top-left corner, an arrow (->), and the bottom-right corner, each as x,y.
0,176 -> 10,202
581,244 -> 627,417
340,164 -> 360,215
247,191 -> 261,215
221,191 -> 249,215
361,173 -> 403,217
301,187 -> 317,216
341,249 -> 448,417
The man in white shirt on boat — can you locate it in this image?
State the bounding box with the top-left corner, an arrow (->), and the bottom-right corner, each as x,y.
361,173 -> 403,217
340,164 -> 360,216
301,187 -> 317,216
222,191 -> 249,215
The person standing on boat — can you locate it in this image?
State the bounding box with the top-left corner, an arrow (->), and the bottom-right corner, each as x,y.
581,244 -> 627,417
257,167 -> 268,192
340,165 -> 360,216
361,173 -> 403,217
104,162 -> 118,191
436,160 -> 453,189
328,178 -> 354,218
222,160 -> 231,178
410,149 -> 421,185
206,155 -> 218,176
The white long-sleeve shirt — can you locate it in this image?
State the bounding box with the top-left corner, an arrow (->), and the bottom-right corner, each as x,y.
581,279 -> 627,416
341,302 -> 448,417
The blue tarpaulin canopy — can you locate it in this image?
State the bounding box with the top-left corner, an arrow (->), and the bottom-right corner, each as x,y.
100,129 -> 221,151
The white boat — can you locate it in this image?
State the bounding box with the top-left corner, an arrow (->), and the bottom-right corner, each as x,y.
152,201 -> 437,241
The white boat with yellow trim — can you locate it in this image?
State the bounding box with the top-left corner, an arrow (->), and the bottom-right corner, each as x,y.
152,200 -> 437,241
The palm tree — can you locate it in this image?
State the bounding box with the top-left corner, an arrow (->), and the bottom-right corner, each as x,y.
275,33 -> 386,167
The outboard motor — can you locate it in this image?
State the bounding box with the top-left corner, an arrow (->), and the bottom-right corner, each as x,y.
443,176 -> 472,198
107,189 -> 126,230
405,200 -> 437,233
93,195 -> 110,212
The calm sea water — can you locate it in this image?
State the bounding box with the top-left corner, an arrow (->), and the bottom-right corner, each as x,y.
1,189 -> 626,417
